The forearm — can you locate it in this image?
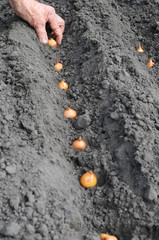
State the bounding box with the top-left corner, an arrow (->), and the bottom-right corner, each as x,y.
8,0 -> 36,23
9,0 -> 35,8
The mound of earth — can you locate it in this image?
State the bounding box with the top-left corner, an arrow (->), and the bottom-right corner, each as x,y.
0,0 -> 159,239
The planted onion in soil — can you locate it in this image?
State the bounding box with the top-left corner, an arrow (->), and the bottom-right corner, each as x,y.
64,107 -> 77,119
147,58 -> 155,67
48,38 -> 57,47
72,137 -> 86,150
55,61 -> 63,71
58,80 -> 68,90
100,233 -> 118,240
80,170 -> 97,188
137,43 -> 144,52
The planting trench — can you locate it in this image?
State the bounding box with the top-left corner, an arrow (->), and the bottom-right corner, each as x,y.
1,0 -> 159,239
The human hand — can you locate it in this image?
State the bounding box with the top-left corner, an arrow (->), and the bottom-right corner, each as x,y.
9,0 -> 65,45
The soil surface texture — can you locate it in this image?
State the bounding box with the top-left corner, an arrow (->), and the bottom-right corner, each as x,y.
1,0 -> 159,239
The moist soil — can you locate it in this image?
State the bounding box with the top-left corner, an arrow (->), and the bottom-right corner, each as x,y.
1,0 -> 159,239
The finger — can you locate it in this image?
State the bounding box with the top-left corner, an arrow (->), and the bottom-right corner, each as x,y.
51,26 -> 64,38
50,23 -> 63,45
48,16 -> 63,45
51,32 -> 56,40
59,23 -> 65,34
35,24 -> 48,44
55,14 -> 65,34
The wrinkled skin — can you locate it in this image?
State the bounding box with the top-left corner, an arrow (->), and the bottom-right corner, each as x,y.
9,0 -> 65,44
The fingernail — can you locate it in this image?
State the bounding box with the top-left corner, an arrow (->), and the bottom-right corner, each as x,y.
57,40 -> 61,45
40,38 -> 48,44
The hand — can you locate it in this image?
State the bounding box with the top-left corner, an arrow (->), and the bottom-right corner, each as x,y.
9,0 -> 65,45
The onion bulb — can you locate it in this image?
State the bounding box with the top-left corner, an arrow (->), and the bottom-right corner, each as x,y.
55,61 -> 63,71
137,43 -> 144,53
64,107 -> 77,119
100,234 -> 118,240
80,170 -> 97,188
48,38 -> 57,47
58,80 -> 68,90
147,58 -> 155,67
72,137 -> 86,150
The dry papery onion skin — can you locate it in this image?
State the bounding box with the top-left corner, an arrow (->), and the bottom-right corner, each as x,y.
64,107 -> 77,118
58,80 -> 68,90
80,170 -> 97,188
55,61 -> 63,71
48,38 -> 57,47
100,233 -> 118,240
72,137 -> 87,150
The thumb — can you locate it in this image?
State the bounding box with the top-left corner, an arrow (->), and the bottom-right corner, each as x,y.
35,24 -> 48,44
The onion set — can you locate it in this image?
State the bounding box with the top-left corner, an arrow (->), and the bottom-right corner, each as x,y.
48,38 -> 57,47
72,137 -> 86,150
80,170 -> 97,188
147,58 -> 155,67
55,61 -> 63,71
100,234 -> 118,240
64,107 -> 77,119
58,80 -> 68,90
137,43 -> 144,53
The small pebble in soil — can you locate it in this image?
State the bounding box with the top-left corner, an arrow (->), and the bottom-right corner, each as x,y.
38,224 -> 48,237
2,222 -> 21,237
74,112 -> 91,129
26,224 -> 35,234
9,195 -> 20,210
131,236 -> 139,240
5,165 -> 16,174
0,171 -> 6,179
144,186 -> 158,201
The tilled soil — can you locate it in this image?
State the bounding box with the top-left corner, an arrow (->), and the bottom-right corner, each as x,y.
1,0 -> 159,239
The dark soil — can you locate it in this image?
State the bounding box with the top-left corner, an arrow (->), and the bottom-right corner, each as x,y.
1,0 -> 159,239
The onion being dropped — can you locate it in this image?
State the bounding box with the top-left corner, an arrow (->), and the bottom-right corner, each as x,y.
55,61 -> 63,71
64,107 -> 77,119
72,137 -> 86,150
48,38 -> 57,47
100,233 -> 118,240
58,80 -> 68,90
80,170 -> 97,188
